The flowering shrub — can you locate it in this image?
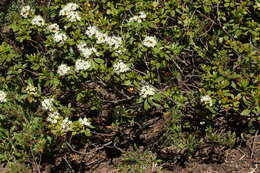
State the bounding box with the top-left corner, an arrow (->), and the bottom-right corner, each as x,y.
0,90 -> 7,103
0,0 -> 259,171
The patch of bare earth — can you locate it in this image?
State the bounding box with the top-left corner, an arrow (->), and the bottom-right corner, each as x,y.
90,135 -> 260,173
161,134 -> 260,173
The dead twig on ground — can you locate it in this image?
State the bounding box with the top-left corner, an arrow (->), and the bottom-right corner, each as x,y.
250,130 -> 259,159
66,141 -> 113,155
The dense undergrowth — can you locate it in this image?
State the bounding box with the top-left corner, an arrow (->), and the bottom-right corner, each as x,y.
0,0 -> 259,172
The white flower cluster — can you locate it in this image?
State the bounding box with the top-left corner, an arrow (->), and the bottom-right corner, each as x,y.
20,5 -> 34,18
113,61 -> 130,74
47,111 -> 60,124
20,5 -> 44,26
85,26 -> 98,37
75,59 -> 91,71
59,2 -> 81,22
31,15 -> 45,26
143,36 -> 157,48
139,85 -> 156,98
79,117 -> 91,126
25,84 -> 37,95
57,59 -> 92,75
128,11 -> 147,23
115,49 -> 125,55
21,5 -> 68,45
53,32 -> 68,43
107,36 -> 123,49
200,95 -> 213,106
47,23 -> 68,43
0,90 -> 7,103
77,43 -> 98,58
61,117 -> 72,131
57,64 -> 71,76
47,23 -> 60,33
41,98 -> 55,111
86,26 -> 123,49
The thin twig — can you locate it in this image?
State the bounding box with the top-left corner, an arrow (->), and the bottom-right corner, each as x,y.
200,21 -> 214,37
186,9 -> 197,30
251,130 -> 259,159
248,167 -> 257,173
30,146 -> 41,173
133,68 -> 147,76
171,57 -> 183,73
63,155 -> 75,173
103,96 -> 134,104
66,141 -> 113,155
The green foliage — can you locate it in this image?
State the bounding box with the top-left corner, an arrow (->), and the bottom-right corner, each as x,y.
161,123 -> 200,155
0,0 -> 259,170
0,112 -> 51,162
2,161 -> 32,173
118,146 -> 162,173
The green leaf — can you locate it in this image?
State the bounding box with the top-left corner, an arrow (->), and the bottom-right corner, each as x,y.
123,80 -> 131,85
231,81 -> 237,89
144,99 -> 150,110
239,79 -> 249,88
241,109 -> 251,116
94,58 -> 105,64
153,93 -> 161,101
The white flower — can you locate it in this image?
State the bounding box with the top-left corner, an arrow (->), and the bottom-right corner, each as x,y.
59,3 -> 80,22
139,85 -> 156,98
20,5 -> 34,18
115,49 -> 123,55
128,12 -> 146,23
96,32 -> 109,44
80,47 -> 93,58
77,43 -> 98,58
61,117 -> 72,131
80,47 -> 94,58
143,36 -> 157,48
66,11 -> 81,22
41,98 -> 54,111
53,32 -> 67,43
47,23 -> 60,33
129,16 -> 142,23
65,3 -> 79,11
200,95 -> 213,106
137,18 -> 142,23
31,15 -> 45,26
79,117 -> 91,126
85,26 -> 99,37
81,48 -> 93,58
85,26 -> 122,49
113,61 -> 130,74
59,3 -> 79,16
77,42 -> 86,50
25,84 -> 37,95
57,64 -> 71,76
47,111 -> 60,124
107,36 -> 123,49
90,47 -> 98,56
139,11 -> 147,19
0,90 -> 7,103
75,59 -> 91,71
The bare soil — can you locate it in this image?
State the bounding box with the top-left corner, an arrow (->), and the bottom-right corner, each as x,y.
88,136 -> 260,173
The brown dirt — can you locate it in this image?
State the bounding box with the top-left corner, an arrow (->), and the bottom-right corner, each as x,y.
163,148 -> 259,173
87,147 -> 259,173
163,134 -> 260,173
88,135 -> 260,173
1,119 -> 259,173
